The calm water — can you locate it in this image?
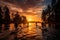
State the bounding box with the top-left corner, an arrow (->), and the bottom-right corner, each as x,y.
2,23 -> 43,40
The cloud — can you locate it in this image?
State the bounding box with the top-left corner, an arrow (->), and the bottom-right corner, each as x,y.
0,0 -> 46,22
2,0 -> 44,9
0,0 -> 46,15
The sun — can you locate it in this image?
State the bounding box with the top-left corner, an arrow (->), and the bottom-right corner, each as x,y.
28,18 -> 32,21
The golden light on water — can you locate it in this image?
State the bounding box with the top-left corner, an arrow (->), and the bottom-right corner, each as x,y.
29,23 -> 32,25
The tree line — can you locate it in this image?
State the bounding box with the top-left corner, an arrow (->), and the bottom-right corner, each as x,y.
0,5 -> 27,33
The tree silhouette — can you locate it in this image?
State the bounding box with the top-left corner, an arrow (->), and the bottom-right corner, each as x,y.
0,6 -> 3,32
3,6 -> 10,30
21,16 -> 27,24
13,12 -> 22,40
14,12 -> 22,29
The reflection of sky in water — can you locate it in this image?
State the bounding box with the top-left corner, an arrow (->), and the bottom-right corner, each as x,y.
9,23 -> 42,35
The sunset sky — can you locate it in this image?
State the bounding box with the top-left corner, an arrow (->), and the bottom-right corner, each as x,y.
0,0 -> 51,22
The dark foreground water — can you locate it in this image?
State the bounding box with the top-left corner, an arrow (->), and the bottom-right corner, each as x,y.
0,23 -> 43,40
